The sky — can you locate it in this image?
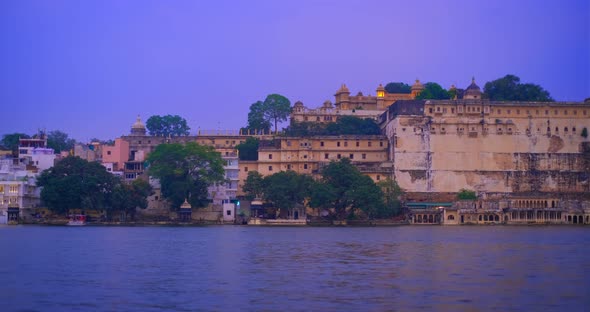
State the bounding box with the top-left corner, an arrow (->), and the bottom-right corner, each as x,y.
1,0 -> 588,142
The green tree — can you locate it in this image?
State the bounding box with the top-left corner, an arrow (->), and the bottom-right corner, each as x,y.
483,74 -> 554,102
246,101 -> 271,133
385,82 -> 411,94
236,137 -> 259,161
310,158 -> 384,220
47,130 -> 76,153
36,156 -> 117,215
263,94 -> 291,134
325,116 -> 382,135
457,188 -> 477,200
1,133 -> 30,153
377,178 -> 403,217
415,82 -> 451,100
111,178 -> 153,220
263,171 -> 314,218
147,142 -> 225,210
242,171 -> 265,200
146,115 -> 191,137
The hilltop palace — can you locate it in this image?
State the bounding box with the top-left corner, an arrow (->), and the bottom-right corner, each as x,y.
2,79 -> 588,225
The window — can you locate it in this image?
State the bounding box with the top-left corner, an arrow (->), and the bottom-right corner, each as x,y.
320,141 -> 324,147
337,142 -> 340,147
268,166 -> 273,171
287,164 -> 291,170
379,141 -> 383,147
304,164 -> 308,169
138,141 -> 141,144
451,108 -> 455,113
269,154 -> 272,159
429,108 -> 433,113
507,109 -> 511,114
226,210 -> 231,216
349,154 -> 354,159
324,153 -> 329,159
9,185 -> 18,194
497,109 -> 501,114
356,141 -> 360,147
226,140 -> 229,145
344,141 -> 348,147
516,109 -> 520,115
337,154 -> 341,159
573,127 -> 576,132
362,154 -> 366,159
155,196 -> 159,200
376,175 -> 381,181
107,151 -> 112,155
368,142 -> 372,147
244,167 -> 248,172
555,127 -> 559,132
303,155 -> 307,159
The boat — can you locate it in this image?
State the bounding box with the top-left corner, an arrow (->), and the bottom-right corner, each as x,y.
67,214 -> 87,226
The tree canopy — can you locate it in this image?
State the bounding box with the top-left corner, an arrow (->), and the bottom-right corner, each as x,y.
47,130 -> 76,153
309,158 -> 386,219
284,116 -> 382,136
146,115 -> 191,137
36,156 -> 117,215
385,82 -> 411,94
483,74 -> 554,102
263,94 -> 291,134
236,137 -> 259,161
263,170 -> 314,215
111,179 -> 153,219
242,171 -> 265,201
415,82 -> 451,100
1,133 -> 30,152
245,101 -> 272,133
147,142 -> 225,209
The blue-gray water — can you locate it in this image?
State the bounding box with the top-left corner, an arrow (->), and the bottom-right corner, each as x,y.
0,225 -> 588,311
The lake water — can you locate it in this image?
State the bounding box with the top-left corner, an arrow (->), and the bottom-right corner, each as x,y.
0,225 -> 588,311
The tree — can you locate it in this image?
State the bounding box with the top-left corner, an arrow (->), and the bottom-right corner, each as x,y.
47,130 -> 76,153
236,137 -> 259,161
147,142 -> 225,210
242,171 -> 265,200
146,115 -> 191,137
377,178 -> 403,217
1,133 -> 30,152
325,116 -> 382,135
415,82 -> 451,100
582,127 -> 588,139
385,82 -> 411,94
36,156 -> 117,215
245,101 -> 271,133
457,188 -> 477,200
111,178 -> 153,220
484,75 -> 554,102
263,94 -> 291,134
310,158 -> 384,219
263,171 -> 314,217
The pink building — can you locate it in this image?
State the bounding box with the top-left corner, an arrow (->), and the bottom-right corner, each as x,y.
102,138 -> 129,172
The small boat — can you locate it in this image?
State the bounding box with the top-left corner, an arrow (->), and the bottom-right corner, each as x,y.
67,214 -> 87,226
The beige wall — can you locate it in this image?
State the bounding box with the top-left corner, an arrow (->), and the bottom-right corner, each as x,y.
102,138 -> 130,171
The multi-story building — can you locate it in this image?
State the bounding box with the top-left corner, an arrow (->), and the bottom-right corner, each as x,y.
291,81 -> 424,123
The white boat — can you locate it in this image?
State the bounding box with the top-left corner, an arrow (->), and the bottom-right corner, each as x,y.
67,214 -> 87,226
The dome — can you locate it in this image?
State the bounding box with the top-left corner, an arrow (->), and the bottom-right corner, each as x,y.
411,79 -> 425,91
293,101 -> 304,108
376,84 -> 385,92
336,84 -> 350,94
132,115 -> 145,129
180,199 -> 191,210
464,77 -> 482,99
322,100 -> 333,108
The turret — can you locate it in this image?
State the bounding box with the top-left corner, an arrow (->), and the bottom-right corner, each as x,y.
334,84 -> 351,109
411,79 -> 425,98
376,84 -> 386,109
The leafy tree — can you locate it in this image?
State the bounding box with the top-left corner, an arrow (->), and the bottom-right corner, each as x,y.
310,158 -> 384,219
36,156 -> 117,215
582,127 -> 588,139
236,137 -> 259,161
147,142 -> 225,210
263,94 -> 291,134
242,171 -> 265,200
415,82 -> 451,100
263,171 -> 314,217
246,101 -> 271,133
484,75 -> 554,102
46,130 -> 76,153
377,178 -> 403,217
385,82 -> 411,94
111,178 -> 153,220
325,116 -> 382,135
457,188 -> 477,200
146,115 -> 191,137
1,133 -> 30,152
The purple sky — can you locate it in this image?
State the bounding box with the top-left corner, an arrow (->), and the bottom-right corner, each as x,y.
1,0 -> 589,142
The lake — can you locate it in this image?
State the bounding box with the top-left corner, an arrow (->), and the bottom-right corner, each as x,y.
0,225 -> 588,311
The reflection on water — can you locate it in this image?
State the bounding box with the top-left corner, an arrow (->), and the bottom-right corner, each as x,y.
0,225 -> 588,311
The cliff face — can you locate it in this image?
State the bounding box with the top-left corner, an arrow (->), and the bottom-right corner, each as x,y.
383,100 -> 590,199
